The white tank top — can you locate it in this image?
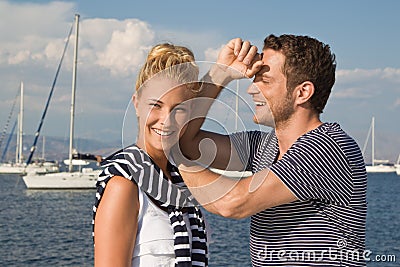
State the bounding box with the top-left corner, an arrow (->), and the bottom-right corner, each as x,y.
131,187 -> 192,266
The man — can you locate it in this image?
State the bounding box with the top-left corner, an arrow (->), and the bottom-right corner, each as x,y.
175,35 -> 367,266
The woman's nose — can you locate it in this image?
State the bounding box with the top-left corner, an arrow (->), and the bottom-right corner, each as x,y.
160,109 -> 177,128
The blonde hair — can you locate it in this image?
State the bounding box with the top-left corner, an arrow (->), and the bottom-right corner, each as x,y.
135,43 -> 199,94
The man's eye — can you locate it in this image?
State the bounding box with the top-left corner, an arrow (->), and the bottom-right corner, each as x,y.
174,107 -> 187,112
150,103 -> 161,108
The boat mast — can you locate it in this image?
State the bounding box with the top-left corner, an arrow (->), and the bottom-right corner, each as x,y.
68,14 -> 79,172
16,81 -> 24,164
371,116 -> 375,166
235,80 -> 239,131
42,136 -> 45,160
19,81 -> 24,164
15,116 -> 19,164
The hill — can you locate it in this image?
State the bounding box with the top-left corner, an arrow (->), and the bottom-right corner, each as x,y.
0,134 -> 121,163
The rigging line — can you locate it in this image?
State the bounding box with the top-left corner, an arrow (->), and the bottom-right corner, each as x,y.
26,19 -> 75,165
0,119 -> 17,163
361,120 -> 372,157
0,87 -> 20,151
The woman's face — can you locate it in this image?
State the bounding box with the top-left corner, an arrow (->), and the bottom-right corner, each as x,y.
134,77 -> 193,157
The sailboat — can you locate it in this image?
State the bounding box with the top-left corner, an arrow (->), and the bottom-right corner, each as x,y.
23,14 -> 100,189
362,117 -> 396,173
395,154 -> 400,176
210,80 -> 252,178
0,82 -> 59,175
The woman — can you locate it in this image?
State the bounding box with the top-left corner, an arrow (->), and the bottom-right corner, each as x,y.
93,43 -> 208,267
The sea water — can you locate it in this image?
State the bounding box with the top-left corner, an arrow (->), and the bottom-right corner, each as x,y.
0,173 -> 398,266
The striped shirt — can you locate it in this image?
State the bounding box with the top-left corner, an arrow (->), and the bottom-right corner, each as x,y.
230,123 -> 367,267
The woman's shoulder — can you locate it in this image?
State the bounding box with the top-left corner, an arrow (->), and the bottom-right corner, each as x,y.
98,175 -> 140,215
98,175 -> 139,206
106,175 -> 138,192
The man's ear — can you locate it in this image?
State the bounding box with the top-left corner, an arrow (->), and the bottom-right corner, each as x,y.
295,81 -> 314,105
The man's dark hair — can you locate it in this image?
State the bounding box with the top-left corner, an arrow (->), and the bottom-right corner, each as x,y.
263,34 -> 336,114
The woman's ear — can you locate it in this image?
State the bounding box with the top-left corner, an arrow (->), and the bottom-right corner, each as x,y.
295,81 -> 314,105
132,93 -> 139,116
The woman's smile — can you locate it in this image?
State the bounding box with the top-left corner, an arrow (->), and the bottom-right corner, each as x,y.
152,128 -> 174,137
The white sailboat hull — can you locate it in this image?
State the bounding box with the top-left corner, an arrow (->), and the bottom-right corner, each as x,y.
209,168 -> 252,178
22,168 -> 100,189
0,162 -> 59,175
365,164 -> 396,173
396,165 -> 400,176
63,159 -> 90,166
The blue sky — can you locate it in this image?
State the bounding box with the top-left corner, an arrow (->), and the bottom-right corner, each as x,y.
1,0 -> 399,162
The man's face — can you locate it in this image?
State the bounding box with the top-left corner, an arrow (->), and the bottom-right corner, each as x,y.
247,48 -> 295,128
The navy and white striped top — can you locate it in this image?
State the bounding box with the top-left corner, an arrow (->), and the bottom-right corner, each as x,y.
230,123 -> 367,267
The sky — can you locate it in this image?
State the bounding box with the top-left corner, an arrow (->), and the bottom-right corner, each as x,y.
0,0 -> 399,162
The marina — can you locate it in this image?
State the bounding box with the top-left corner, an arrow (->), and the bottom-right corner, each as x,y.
0,2 -> 399,267
0,172 -> 399,266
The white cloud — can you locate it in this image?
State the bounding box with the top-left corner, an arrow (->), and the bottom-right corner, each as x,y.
0,1 -> 225,83
0,1 -> 74,65
0,1 -> 74,38
0,1 -> 156,77
332,86 -> 374,99
337,68 -> 400,84
8,50 -> 31,64
44,39 -> 67,62
334,68 -> 400,98
381,67 -> 400,82
336,68 -> 382,81
204,44 -> 224,62
393,98 -> 400,108
95,19 -> 155,76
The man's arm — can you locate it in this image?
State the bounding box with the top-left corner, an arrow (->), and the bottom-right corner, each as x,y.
179,38 -> 263,171
176,158 -> 298,219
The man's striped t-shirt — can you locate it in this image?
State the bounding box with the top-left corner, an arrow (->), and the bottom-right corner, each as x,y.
230,122 -> 367,266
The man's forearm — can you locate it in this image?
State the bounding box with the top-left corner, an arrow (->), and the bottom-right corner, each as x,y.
178,163 -> 297,219
177,163 -> 249,218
